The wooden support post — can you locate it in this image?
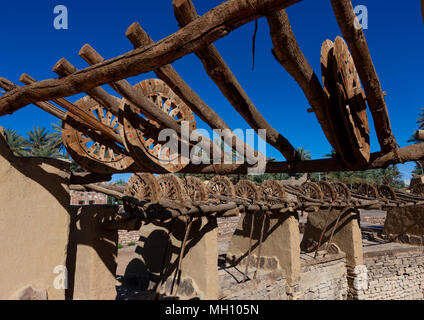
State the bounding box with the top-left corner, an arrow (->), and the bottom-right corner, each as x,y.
125,22 -> 265,163
173,0 -> 298,161
330,0 -> 397,152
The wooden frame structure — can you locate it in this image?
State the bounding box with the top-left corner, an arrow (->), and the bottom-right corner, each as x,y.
0,0 -> 419,175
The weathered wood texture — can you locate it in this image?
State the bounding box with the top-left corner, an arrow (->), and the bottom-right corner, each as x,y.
173,0 -> 298,161
0,77 -> 66,120
125,22 -> 265,163
0,0 -> 300,117
330,0 -> 396,152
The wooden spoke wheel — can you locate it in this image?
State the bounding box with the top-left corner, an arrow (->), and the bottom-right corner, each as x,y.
235,180 -> 260,202
156,174 -> 187,202
377,185 -> 397,200
62,96 -> 135,174
122,79 -> 196,173
317,181 -> 337,201
181,176 -> 208,202
124,173 -> 162,202
411,183 -> 424,197
321,37 -> 370,167
331,182 -> 351,201
207,176 -> 235,199
298,182 -> 324,202
259,180 -> 286,205
356,183 -> 379,199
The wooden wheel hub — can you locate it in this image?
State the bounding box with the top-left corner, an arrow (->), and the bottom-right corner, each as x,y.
235,180 -> 260,202
259,180 -> 286,205
298,182 -> 324,202
124,173 -> 162,203
317,181 -> 336,201
377,185 -> 396,200
181,176 -> 208,202
207,176 -> 235,199
123,79 -> 196,173
156,174 -> 187,202
331,182 -> 351,201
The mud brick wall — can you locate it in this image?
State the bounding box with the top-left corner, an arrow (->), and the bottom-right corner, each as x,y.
356,246 -> 424,300
217,216 -> 241,255
299,253 -> 348,300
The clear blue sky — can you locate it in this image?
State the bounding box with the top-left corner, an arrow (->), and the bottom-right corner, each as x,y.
0,0 -> 423,183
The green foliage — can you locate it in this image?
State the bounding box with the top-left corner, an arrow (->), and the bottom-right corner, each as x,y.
117,243 -> 123,249
5,129 -> 29,156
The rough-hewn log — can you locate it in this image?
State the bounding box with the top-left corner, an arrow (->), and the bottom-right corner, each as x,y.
180,142 -> 424,174
0,77 -> 66,120
0,0 -> 300,116
266,10 -> 339,155
330,0 -> 397,152
173,0 -> 298,161
125,22 -> 265,163
19,73 -> 124,145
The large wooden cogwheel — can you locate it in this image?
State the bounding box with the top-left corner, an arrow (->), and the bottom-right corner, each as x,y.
317,181 -> 337,202
355,182 -> 379,199
321,37 -> 370,167
259,180 -> 286,205
377,185 -> 397,200
62,96 -> 136,174
207,176 -> 235,199
411,183 -> 424,197
331,182 -> 351,201
181,176 -> 208,202
124,173 -> 162,203
156,174 -> 187,202
298,182 -> 324,203
235,180 -> 260,202
122,79 -> 196,173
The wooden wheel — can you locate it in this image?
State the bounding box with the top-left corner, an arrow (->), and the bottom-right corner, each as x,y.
321,37 -> 370,167
181,176 -> 208,201
259,180 -> 286,205
332,182 -> 351,201
235,180 -> 260,202
122,79 -> 196,173
298,182 -> 324,202
156,174 -> 187,202
356,183 -> 379,199
62,96 -> 135,174
317,181 -> 337,201
411,183 -> 424,197
124,173 -> 162,203
207,176 -> 235,198
377,185 -> 397,200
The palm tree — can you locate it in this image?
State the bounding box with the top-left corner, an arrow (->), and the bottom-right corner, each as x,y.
4,129 -> 29,156
296,147 -> 312,160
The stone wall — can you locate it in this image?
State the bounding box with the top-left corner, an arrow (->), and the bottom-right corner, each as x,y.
354,244 -> 424,300
118,230 -> 141,246
298,253 -> 348,300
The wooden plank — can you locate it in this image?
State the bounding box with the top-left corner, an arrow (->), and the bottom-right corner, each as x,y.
330,0 -> 397,152
173,0 -> 298,161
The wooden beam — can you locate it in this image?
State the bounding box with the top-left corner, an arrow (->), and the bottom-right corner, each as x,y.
415,130 -> 424,142
330,0 -> 397,152
0,0 -> 300,116
19,74 -> 125,146
173,0 -> 298,161
70,172 -> 112,185
266,10 -> 340,155
0,77 -> 66,120
180,142 -> 424,174
125,22 -> 265,163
